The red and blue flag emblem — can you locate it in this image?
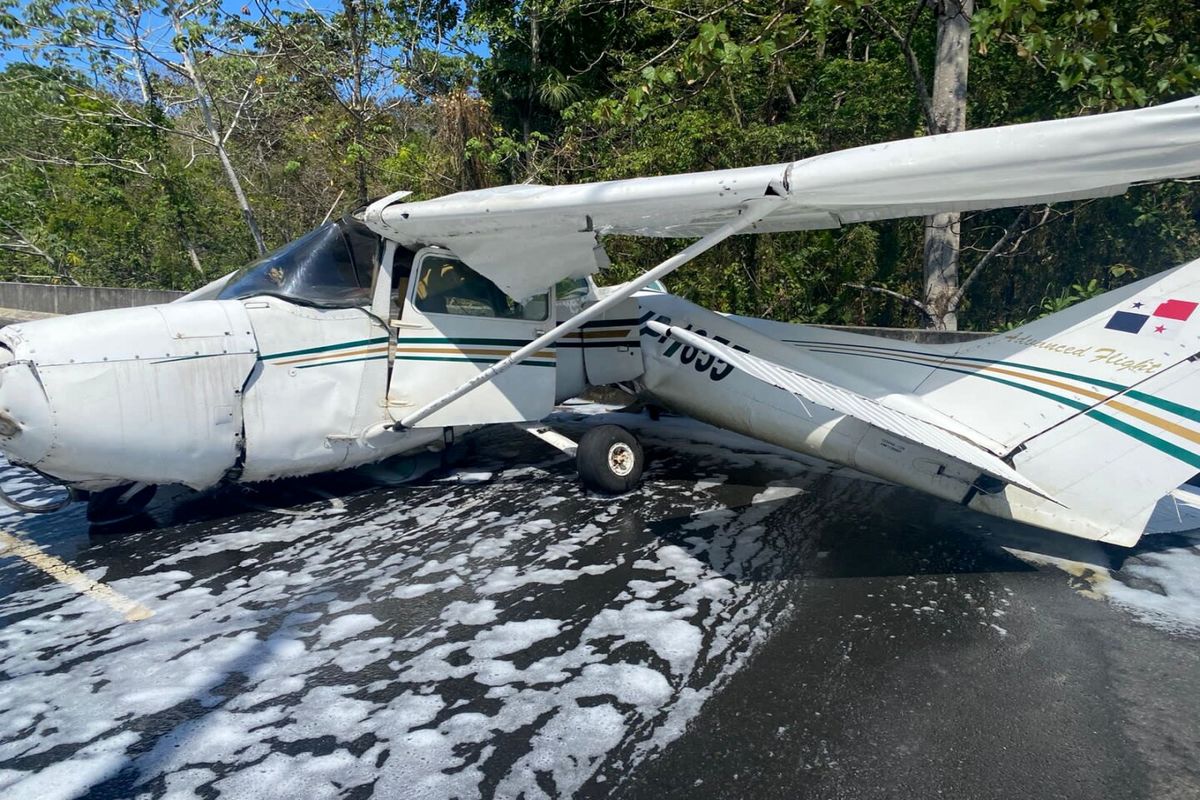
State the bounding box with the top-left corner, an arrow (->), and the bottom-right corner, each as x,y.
1105,298 -> 1198,338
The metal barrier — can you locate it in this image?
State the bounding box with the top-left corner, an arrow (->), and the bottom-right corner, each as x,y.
0,281 -> 989,342
0,282 -> 185,316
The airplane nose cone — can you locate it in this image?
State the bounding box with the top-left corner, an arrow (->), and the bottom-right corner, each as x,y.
0,353 -> 54,467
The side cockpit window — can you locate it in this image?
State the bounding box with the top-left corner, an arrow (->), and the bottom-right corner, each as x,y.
414,253 -> 548,321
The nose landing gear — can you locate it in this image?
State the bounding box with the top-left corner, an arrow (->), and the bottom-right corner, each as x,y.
86,483 -> 158,525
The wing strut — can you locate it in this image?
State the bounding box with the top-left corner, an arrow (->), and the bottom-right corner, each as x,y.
397,196 -> 783,429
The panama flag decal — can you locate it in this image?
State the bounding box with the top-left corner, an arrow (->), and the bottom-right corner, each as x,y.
1104,298 -> 1198,339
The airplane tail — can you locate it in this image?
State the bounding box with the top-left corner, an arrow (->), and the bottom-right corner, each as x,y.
655,256 -> 1200,545
912,256 -> 1200,544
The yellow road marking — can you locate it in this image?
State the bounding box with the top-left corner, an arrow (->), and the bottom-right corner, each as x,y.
1003,547 -> 1112,600
0,531 -> 153,622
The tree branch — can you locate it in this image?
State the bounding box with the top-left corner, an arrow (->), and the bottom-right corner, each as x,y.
0,220 -> 79,285
864,3 -> 938,133
949,205 -> 1052,311
844,282 -> 932,316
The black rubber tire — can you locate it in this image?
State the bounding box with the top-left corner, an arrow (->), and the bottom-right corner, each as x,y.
577,425 -> 644,494
86,484 -> 157,525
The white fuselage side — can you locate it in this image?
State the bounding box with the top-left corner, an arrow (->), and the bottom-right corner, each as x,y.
0,278 -> 1193,549
632,293 -> 988,506
629,291 -> 1151,544
0,299 -> 450,491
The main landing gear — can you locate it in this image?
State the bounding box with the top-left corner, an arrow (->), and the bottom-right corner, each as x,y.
576,425 -> 644,493
514,421 -> 645,494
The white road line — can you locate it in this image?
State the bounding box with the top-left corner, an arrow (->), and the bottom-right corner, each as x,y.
0,531 -> 154,621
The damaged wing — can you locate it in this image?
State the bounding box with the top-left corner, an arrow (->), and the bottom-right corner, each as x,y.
362,97 -> 1200,300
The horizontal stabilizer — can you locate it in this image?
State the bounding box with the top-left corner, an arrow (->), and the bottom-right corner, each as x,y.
645,321 -> 1054,501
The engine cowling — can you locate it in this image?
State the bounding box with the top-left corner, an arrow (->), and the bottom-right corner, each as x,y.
0,301 -> 258,491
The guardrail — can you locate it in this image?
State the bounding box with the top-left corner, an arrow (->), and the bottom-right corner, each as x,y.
0,282 -> 185,316
0,281 -> 990,342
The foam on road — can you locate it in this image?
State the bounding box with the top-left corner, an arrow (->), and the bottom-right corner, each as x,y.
0,411 -> 839,799
0,406 -> 1198,800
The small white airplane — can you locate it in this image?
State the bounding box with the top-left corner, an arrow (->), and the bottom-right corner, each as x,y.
1,97 -> 1199,546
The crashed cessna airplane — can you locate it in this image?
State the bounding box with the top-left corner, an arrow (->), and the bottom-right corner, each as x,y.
1,97 -> 1199,546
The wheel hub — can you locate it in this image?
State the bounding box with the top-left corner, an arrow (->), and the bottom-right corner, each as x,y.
608,442 -> 635,477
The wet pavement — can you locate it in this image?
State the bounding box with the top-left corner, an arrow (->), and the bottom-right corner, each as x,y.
0,404 -> 1198,800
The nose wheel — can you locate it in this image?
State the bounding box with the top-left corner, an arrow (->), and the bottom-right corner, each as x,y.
86,483 -> 158,525
576,424 -> 645,494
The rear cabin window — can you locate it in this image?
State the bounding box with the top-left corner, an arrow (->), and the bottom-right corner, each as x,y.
414,254 -> 548,321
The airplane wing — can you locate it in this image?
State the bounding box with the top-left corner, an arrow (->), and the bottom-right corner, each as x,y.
364,97 -> 1200,300
645,321 -> 1054,501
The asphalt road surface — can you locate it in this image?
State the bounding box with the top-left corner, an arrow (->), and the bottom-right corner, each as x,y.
0,404 -> 1198,800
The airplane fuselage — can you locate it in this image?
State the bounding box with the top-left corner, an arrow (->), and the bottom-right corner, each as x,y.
0,280 -> 1194,548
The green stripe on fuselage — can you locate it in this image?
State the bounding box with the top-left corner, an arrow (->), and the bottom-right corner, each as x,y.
260,336 -> 389,361
1085,409 -> 1200,469
261,335 -> 549,362
394,336 -> 549,347
294,354 -> 389,370
795,339 -> 1200,423
787,338 -> 1128,391
806,347 -> 1200,469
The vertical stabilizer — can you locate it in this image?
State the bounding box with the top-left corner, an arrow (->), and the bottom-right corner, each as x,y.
916,258 -> 1200,544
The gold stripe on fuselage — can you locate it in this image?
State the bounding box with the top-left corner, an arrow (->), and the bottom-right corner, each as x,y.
274,345 -> 389,366
395,346 -> 556,359
839,349 -> 1200,448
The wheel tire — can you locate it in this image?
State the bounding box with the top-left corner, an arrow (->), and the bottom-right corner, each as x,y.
86,484 -> 157,525
577,425 -> 644,494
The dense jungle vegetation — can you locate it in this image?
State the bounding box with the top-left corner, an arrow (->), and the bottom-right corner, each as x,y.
0,0 -> 1197,330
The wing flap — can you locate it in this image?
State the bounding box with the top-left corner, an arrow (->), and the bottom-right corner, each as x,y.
646,321 -> 1054,501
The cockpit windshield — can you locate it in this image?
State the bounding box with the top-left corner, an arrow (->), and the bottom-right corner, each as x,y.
218,217 -> 380,307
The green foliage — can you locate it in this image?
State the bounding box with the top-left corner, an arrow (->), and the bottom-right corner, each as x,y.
975,0 -> 1200,108
0,0 -> 1194,334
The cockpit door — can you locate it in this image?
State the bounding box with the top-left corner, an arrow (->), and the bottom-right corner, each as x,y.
388,247 -> 556,427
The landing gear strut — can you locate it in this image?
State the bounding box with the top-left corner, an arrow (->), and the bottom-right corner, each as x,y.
86,483 -> 157,525
513,421 -> 645,494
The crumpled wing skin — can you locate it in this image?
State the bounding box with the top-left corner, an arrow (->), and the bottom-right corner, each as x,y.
365,97 -> 1200,300
646,321 -> 1054,501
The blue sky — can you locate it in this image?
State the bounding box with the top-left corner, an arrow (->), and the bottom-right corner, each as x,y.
0,0 -> 490,74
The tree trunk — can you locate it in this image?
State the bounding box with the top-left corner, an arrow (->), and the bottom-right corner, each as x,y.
169,7 -> 267,257
345,0 -> 369,207
525,2 -> 540,180
132,40 -> 204,275
922,0 -> 972,331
